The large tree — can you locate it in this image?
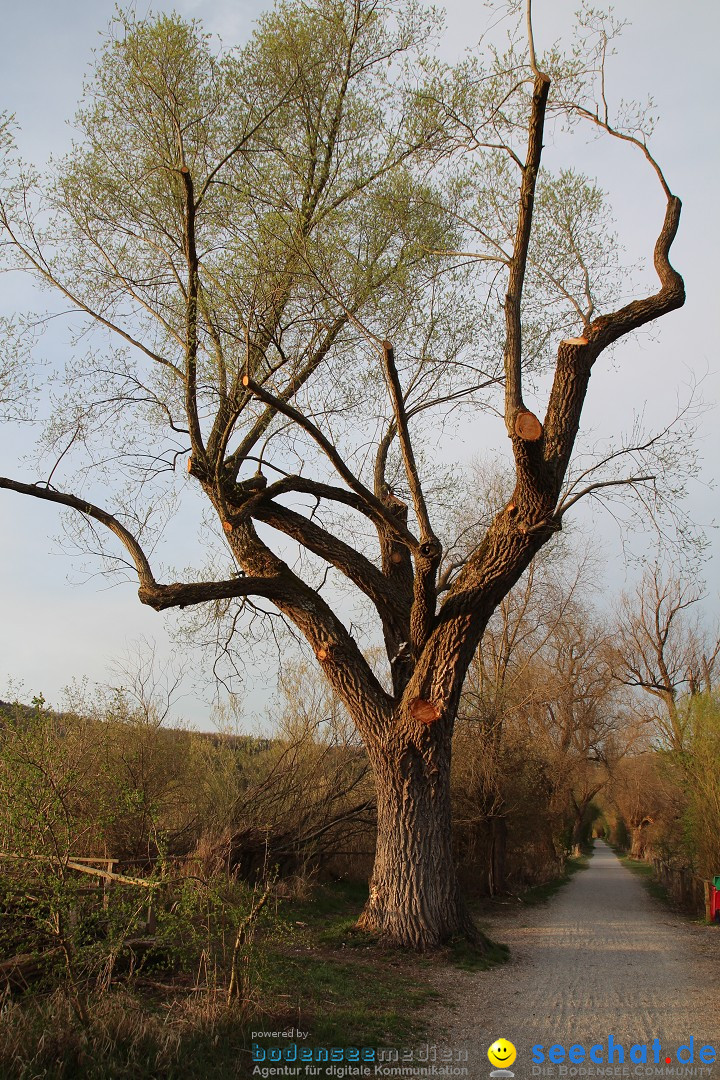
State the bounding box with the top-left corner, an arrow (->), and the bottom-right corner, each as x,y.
0,0 -> 684,947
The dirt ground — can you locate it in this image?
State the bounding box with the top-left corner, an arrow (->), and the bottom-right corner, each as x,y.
429,841 -> 720,1080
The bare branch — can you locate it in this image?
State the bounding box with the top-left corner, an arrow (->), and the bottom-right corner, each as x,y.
0,475 -> 156,589
180,166 -> 205,458
241,374 -> 420,551
137,575 -> 285,611
526,0 -> 549,82
252,498 -> 410,634
381,341 -> 435,545
586,196 -> 684,351
504,72 -> 550,437
557,475 -> 656,517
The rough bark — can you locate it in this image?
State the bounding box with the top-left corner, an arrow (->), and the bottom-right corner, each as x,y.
356,715 -> 476,948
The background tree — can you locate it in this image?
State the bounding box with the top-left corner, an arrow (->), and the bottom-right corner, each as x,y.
529,607 -> 635,855
195,661 -> 375,880
453,543 -> 590,891
0,0 -> 685,948
604,751 -> 681,861
679,692 -> 720,877
607,568 -> 719,875
0,117 -> 37,421
454,545 -> 638,890
612,566 -> 719,753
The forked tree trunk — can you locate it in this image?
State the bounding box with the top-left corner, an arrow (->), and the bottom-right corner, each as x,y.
356,722 -> 476,949
630,818 -> 652,860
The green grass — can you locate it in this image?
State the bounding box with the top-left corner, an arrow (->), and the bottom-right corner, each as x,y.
617,852 -> 672,904
236,880 -> 452,1078
0,991 -> 261,1080
445,932 -> 510,971
243,879 -> 512,1080
513,852 -> 591,907
284,877 -> 370,923
251,940 -> 440,1048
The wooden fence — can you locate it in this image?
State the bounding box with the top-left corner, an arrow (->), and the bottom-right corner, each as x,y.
649,856 -> 714,919
0,853 -> 161,990
0,852 -> 171,936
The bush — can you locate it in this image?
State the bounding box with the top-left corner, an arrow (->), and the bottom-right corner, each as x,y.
0,684 -> 375,879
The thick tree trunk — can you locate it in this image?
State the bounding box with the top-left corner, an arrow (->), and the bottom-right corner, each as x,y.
571,813 -> 585,858
357,727 -> 477,949
630,819 -> 652,860
489,816 -> 507,896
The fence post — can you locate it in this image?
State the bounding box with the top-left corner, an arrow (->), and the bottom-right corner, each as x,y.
103,859 -> 113,910
146,904 -> 157,934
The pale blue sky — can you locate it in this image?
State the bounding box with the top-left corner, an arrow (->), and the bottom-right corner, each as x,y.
0,0 -> 718,727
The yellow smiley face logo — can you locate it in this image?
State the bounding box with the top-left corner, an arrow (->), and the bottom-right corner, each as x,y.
488,1039 -> 517,1069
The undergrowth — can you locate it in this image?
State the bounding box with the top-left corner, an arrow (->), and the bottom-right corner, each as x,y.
617,853 -> 672,905
0,876 -> 451,1079
518,851 -> 591,906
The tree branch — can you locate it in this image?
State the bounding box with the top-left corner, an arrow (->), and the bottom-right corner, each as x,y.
218,314 -> 350,475
0,475 -> 291,614
543,194 -> 685,486
241,374 -> 420,551
380,338 -> 442,656
556,475 -> 656,517
137,576 -> 284,611
0,475 -> 156,589
180,166 -> 205,459
381,341 -> 435,544
504,70 -> 551,439
586,195 -> 685,351
252,497 -> 410,634
221,518 -> 394,732
526,0 -> 548,82
0,210 -> 183,380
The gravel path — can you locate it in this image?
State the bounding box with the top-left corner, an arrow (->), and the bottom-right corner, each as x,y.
430,841 -> 720,1080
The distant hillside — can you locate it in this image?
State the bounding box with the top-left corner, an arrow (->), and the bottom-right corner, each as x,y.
0,698 -> 273,752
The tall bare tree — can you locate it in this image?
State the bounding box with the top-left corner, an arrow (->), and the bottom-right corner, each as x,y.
528,610 -> 635,854
613,567 -> 719,753
0,1 -> 685,947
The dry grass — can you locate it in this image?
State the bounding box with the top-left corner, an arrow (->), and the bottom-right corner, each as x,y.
0,988 -> 258,1079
